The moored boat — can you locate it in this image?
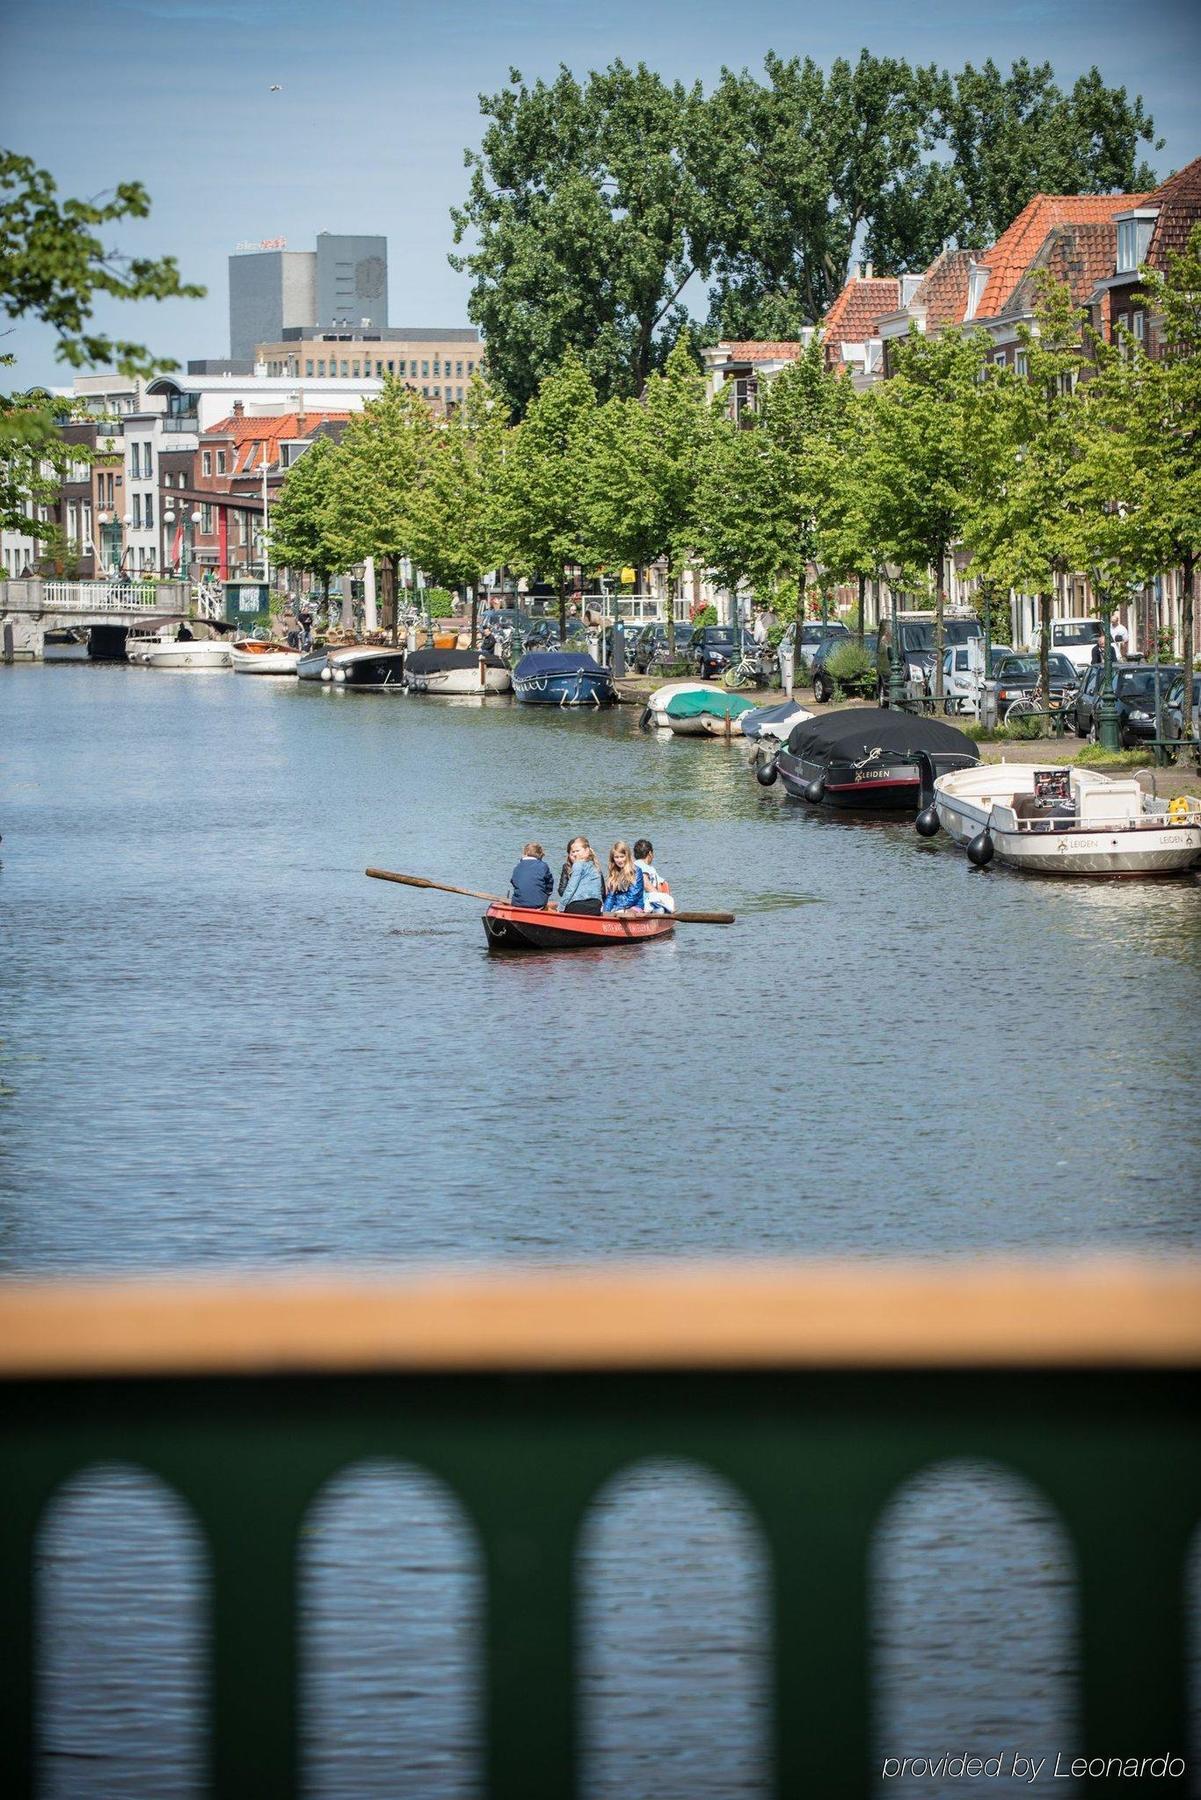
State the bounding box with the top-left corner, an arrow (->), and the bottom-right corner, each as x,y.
405,648 -> 512,695
482,902 -> 675,951
930,763 -> 1201,875
512,651 -> 615,707
144,638 -> 232,670
761,707 -> 978,811
230,639 -> 301,675
644,681 -> 761,735
739,698 -> 815,743
41,629 -> 90,662
331,646 -> 407,689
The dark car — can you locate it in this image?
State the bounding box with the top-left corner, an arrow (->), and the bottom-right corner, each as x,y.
631,621 -> 689,673
686,626 -> 740,680
994,653 -> 1079,720
811,633 -> 878,704
1163,673 -> 1201,744
1072,663 -> 1183,746
876,618 -> 982,695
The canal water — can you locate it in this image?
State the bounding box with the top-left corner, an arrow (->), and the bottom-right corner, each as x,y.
2,665 -> 1199,1797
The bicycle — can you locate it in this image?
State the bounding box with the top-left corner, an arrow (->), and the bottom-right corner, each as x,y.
1003,684 -> 1071,734
723,646 -> 773,690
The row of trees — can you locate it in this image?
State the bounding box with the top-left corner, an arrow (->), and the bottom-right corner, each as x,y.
270,223 -> 1199,725
451,53 -> 1160,414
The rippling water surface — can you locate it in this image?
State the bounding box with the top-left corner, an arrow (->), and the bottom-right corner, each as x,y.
3,665 -> 1199,1797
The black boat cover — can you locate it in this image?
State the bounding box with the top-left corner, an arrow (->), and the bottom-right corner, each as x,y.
405,648 -> 508,674
784,707 -> 978,762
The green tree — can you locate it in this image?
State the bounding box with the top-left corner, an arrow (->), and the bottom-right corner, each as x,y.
498,350 -> 598,640
451,62 -> 712,417
964,279 -> 1091,712
324,379 -> 435,641
410,378 -> 509,647
268,436 -> 345,607
0,150 -> 203,533
864,326 -> 990,697
587,334 -> 713,651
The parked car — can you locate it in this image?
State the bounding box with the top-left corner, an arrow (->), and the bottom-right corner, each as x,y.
1071,663 -> 1183,745
1163,672 -> 1201,743
685,625 -> 741,679
940,643 -> 1014,713
777,620 -> 851,667
811,633 -> 878,703
631,621 -> 690,673
876,617 -> 982,698
1027,616 -> 1109,674
994,653 -> 1080,719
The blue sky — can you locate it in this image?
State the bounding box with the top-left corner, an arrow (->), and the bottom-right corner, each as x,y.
2,0 -> 1198,387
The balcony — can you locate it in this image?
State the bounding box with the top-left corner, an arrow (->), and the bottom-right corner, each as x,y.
0,1260 -> 1197,1798
161,413 -> 200,433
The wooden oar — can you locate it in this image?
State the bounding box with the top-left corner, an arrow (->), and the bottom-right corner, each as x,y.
365,868 -> 735,924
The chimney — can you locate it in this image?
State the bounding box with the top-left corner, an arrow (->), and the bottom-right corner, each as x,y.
296,411 -> 307,435
865,261 -> 874,280
232,400 -> 244,419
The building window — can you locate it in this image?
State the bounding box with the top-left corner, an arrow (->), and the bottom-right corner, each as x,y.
130,443 -> 140,478
993,351 -> 1006,366
455,361 -> 463,377
1134,311 -> 1146,344
467,361 -> 475,375
144,493 -> 153,527
352,361 -> 361,377
340,361 -> 349,377
202,450 -> 213,476
1015,350 -> 1028,377
305,360 -> 314,377
422,361 -> 429,376
409,360 -> 418,376
422,386 -> 429,397
1117,217 -> 1154,273
143,445 -> 152,479
317,359 -> 326,377
217,451 -> 226,474
132,493 -> 142,527
433,359 -> 441,376
201,503 -> 214,532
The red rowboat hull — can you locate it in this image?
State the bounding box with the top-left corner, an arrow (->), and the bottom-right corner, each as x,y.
482,903 -> 675,952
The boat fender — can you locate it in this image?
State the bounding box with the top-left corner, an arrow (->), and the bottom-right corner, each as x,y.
803,778 -> 824,804
638,705 -> 652,732
914,805 -> 940,837
966,828 -> 994,869
755,754 -> 778,787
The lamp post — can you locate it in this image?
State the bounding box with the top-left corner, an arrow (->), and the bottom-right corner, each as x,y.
1096,598 -> 1121,752
886,569 -> 905,710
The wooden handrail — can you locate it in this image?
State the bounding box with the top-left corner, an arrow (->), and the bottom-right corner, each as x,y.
0,1260 -> 1199,1378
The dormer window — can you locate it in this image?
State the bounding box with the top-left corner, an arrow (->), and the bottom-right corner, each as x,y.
965,263 -> 990,320
1116,211 -> 1156,274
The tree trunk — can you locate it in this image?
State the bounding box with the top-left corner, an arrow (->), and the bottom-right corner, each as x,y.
469,583 -> 479,652
795,570 -> 807,694
1181,550 -> 1196,743
1038,591 -> 1052,736
558,569 -> 567,645
666,573 -> 677,657
933,548 -> 946,700
857,573 -> 866,649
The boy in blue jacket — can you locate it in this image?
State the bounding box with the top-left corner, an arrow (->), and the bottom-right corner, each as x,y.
509,841 -> 554,909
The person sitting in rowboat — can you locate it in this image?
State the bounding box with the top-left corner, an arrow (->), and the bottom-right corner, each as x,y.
557,837 -> 605,915
509,841 -> 554,910
601,841 -> 645,914
633,838 -> 675,915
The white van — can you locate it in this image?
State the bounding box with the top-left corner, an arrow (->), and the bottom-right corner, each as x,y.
1027,617 -> 1106,673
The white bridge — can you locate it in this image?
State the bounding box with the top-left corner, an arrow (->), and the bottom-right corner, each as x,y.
1,577 -> 201,660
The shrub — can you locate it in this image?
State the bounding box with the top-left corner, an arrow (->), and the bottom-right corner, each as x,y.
825,642 -> 876,697
1074,744 -> 1156,767
693,604 -> 718,627
425,587 -> 455,618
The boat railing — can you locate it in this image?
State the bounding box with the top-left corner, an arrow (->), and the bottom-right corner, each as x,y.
1,1260 -> 1198,1798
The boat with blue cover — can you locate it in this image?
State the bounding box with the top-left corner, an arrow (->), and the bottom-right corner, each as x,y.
512,650 -> 616,708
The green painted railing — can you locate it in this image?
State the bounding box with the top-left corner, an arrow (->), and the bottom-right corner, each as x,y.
1,1262 -> 1198,1798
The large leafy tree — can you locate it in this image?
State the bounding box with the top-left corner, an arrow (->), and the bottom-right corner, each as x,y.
324,379 -> 435,641
498,349 -> 598,640
862,326 -> 990,697
451,62 -> 711,417
587,334 -> 713,650
268,436 -> 345,605
410,378 -> 509,647
0,150 -> 202,534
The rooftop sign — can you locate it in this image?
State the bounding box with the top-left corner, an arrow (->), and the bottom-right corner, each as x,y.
234,236 -> 287,253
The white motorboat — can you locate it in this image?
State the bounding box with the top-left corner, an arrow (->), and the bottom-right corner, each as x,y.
126,628 -> 176,664
144,639 -> 232,671
405,648 -> 512,694
297,642 -> 367,682
230,639 -> 301,675
931,763 -> 1201,876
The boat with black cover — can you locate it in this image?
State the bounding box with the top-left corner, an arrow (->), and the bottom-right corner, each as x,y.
758,706 -> 978,811
405,648 -> 512,695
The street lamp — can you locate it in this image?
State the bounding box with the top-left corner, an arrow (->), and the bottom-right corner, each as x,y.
884,563 -> 905,709
1095,597 -> 1122,753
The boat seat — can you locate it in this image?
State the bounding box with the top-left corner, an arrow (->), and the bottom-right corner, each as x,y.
1011,793 -> 1075,821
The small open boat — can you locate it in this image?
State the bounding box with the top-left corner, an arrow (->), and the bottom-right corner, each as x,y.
230,639 -> 301,675
930,763 -> 1201,875
145,638 -> 232,670
42,629 -> 90,662
739,698 -> 814,743
512,651 -> 615,707
761,707 -> 978,811
644,681 -> 760,735
482,903 -> 675,951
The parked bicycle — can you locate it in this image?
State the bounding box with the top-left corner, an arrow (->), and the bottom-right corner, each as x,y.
723,646 -> 774,690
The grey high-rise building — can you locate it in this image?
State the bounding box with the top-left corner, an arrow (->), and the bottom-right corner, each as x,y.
229,249 -> 317,361
315,233 -> 389,331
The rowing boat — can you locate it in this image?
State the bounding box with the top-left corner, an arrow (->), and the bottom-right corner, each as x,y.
482,902 -> 675,951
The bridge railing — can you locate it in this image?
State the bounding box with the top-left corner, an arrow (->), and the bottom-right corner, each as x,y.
1,1259 -> 1198,1799
41,579 -> 161,611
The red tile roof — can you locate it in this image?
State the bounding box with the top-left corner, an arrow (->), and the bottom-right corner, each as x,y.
976,193 -> 1149,320
1146,155 -> 1201,267
1007,223 -> 1121,317
717,340 -> 805,363
910,250 -> 974,329
821,276 -> 901,349
204,411 -> 352,474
